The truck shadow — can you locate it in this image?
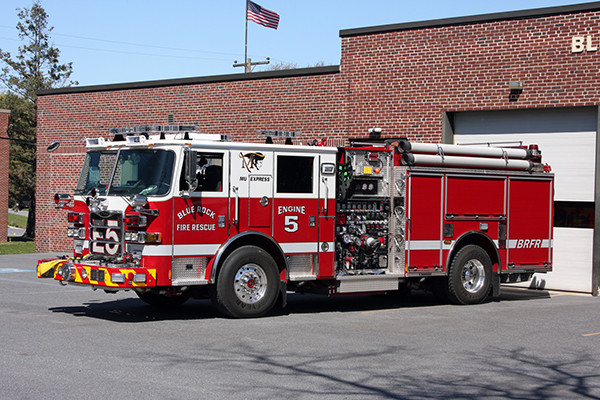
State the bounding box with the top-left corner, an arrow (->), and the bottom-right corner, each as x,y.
48,286 -> 551,323
278,286 -> 551,316
49,297 -> 220,322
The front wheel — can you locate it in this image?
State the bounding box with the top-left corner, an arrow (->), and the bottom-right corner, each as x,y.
211,245 -> 280,318
447,245 -> 492,305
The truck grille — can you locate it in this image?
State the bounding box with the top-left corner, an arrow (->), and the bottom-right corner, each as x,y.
89,211 -> 123,257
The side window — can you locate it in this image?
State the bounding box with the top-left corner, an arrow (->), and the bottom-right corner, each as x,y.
277,155 -> 314,194
180,152 -> 224,192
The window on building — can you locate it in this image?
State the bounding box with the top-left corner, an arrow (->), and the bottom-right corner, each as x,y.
554,201 -> 595,229
277,155 -> 314,194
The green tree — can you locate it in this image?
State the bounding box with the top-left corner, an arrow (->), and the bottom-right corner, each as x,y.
0,1 -> 77,238
0,93 -> 35,210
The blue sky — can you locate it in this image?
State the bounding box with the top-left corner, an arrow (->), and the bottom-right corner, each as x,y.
0,0 -> 589,87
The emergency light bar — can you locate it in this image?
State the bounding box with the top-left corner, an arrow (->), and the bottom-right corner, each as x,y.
105,125 -> 230,143
260,130 -> 301,138
85,137 -> 106,147
109,125 -> 197,135
126,135 -> 147,145
261,130 -> 301,145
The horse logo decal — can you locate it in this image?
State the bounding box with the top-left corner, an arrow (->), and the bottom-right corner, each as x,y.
240,152 -> 265,172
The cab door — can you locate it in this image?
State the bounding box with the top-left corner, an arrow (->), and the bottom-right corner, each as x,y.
171,150 -> 230,284
230,149 -> 274,234
173,150 -> 230,251
273,153 -> 320,276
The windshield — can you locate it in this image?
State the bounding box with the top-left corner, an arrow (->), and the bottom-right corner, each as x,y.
76,149 -> 175,196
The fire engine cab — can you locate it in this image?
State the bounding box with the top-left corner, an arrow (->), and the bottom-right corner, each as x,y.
40,125 -> 554,318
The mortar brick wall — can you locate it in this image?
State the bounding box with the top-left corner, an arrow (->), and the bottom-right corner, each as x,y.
340,8 -> 600,140
0,110 -> 9,242
36,4 -> 600,252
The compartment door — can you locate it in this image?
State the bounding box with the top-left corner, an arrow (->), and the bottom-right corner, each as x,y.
407,174 -> 443,272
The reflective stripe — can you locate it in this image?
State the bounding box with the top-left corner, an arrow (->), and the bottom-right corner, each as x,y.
407,240 -> 452,250
408,239 -> 552,251
141,241 -> 333,257
408,240 -> 441,250
142,244 -> 219,257
507,239 -> 552,249
280,242 -> 334,254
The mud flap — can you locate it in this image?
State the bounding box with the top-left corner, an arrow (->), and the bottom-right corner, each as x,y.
491,273 -> 501,299
279,280 -> 287,308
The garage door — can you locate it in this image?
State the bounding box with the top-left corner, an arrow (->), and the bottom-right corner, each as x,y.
453,107 -> 597,293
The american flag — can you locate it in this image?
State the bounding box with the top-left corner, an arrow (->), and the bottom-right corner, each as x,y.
247,1 -> 280,30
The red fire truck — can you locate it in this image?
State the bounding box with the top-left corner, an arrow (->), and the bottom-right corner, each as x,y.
39,126 -> 554,317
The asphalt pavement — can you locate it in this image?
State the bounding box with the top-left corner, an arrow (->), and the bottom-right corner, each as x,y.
1,253 -> 599,400
0,252 -> 60,268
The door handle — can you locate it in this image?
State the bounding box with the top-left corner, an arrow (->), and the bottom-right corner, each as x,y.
321,177 -> 328,214
232,186 -> 239,225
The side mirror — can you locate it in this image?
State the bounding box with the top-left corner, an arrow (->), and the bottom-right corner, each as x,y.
184,149 -> 198,193
54,193 -> 72,209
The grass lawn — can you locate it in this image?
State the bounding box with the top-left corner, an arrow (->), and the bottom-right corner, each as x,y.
8,213 -> 28,229
0,240 -> 35,255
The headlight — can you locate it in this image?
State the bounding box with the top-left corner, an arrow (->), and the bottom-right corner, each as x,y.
57,263 -> 77,281
124,231 -> 141,242
124,231 -> 162,244
67,227 -> 86,239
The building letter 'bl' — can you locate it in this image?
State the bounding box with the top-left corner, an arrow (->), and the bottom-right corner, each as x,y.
572,36 -> 585,53
571,36 -> 598,53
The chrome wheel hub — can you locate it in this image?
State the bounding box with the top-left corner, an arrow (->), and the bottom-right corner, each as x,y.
461,259 -> 485,293
234,264 -> 267,304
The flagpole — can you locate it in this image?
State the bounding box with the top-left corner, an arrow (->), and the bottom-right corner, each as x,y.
244,0 -> 249,73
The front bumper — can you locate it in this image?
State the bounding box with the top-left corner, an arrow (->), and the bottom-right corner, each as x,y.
38,259 -> 156,289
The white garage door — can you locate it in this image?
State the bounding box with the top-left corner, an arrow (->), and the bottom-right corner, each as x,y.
454,108 -> 597,293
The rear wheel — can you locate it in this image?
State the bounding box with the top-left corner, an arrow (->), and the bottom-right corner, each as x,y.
447,245 -> 492,305
211,245 -> 280,318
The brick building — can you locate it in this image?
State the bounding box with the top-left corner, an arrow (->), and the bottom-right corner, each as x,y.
36,2 -> 600,294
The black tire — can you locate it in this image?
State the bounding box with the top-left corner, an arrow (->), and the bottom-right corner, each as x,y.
211,245 -> 280,318
136,290 -> 190,307
447,244 -> 492,305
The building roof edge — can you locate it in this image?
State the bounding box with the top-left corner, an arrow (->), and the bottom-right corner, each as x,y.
339,2 -> 600,37
36,65 -> 340,96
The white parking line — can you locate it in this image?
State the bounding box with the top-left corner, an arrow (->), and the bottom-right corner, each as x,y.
0,268 -> 35,273
0,277 -> 63,287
